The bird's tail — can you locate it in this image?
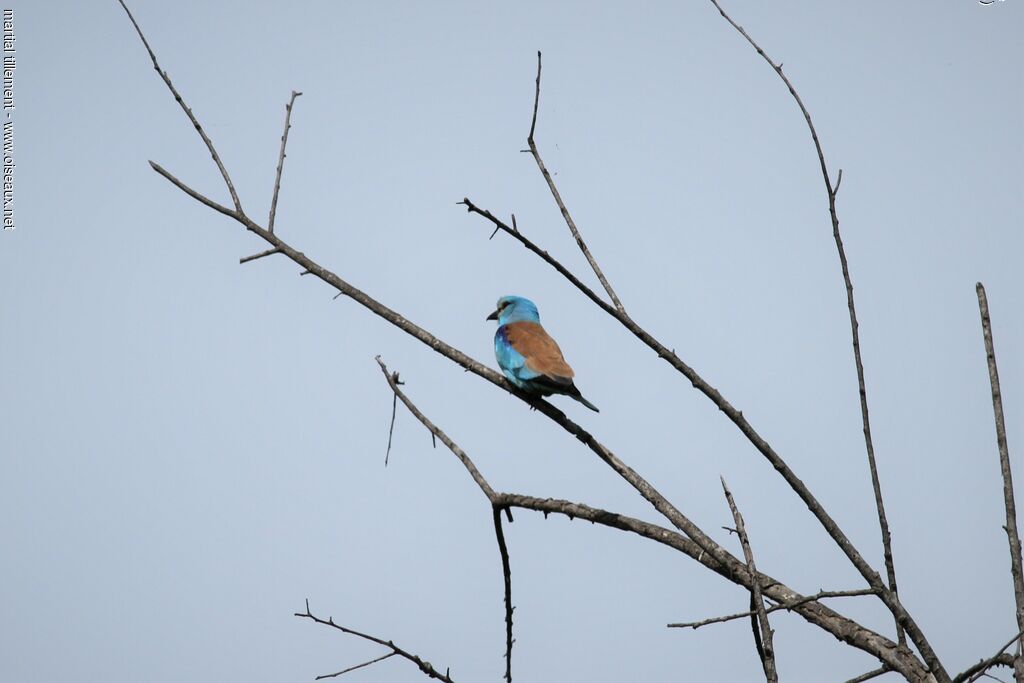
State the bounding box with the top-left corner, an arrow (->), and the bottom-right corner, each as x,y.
571,391 -> 600,413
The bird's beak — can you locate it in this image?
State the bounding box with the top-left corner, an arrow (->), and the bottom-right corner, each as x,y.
486,309 -> 499,321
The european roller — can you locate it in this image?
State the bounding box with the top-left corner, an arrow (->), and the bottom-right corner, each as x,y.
487,295 -> 599,412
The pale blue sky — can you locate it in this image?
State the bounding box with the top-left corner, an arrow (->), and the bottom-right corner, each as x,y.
2,1 -> 1022,681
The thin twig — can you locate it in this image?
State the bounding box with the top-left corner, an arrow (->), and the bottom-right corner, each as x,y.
707,0 -> 907,655
316,652 -> 396,680
524,51 -> 624,313
493,506 -> 514,682
268,90 -> 302,234
149,161 -> 238,219
240,246 -> 281,264
527,52 -> 541,141
721,477 -> 777,682
384,371 -> 401,466
667,588 -> 876,630
976,282 -> 1024,682
296,600 -> 456,682
844,665 -> 891,683
118,0 -> 243,214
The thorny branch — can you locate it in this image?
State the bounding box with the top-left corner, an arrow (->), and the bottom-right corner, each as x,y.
976,283 -> 1024,682
707,0 -> 906,654
295,600 -> 455,682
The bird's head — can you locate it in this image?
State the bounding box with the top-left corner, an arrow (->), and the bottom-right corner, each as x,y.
486,295 -> 540,325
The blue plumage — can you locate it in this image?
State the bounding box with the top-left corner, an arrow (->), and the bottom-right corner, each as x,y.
487,295 -> 599,412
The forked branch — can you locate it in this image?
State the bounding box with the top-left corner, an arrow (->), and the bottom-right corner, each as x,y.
117,0 -> 243,215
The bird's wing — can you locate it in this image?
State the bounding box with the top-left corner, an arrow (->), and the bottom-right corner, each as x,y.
504,321 -> 575,385
495,326 -> 527,371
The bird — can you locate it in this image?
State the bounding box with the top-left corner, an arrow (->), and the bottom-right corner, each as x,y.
487,295 -> 599,412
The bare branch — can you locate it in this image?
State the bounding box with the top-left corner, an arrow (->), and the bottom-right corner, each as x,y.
493,506 -> 514,683
316,652 -> 396,680
268,90 -> 303,234
845,666 -> 891,683
118,1 -> 244,214
707,0 -> 907,655
976,282 -> 1024,682
721,477 -> 777,682
296,600 -> 456,682
954,627 -> 1024,683
667,588 -> 876,630
524,51 -> 625,313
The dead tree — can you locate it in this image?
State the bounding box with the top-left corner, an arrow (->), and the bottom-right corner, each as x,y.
118,2 -> 1022,681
